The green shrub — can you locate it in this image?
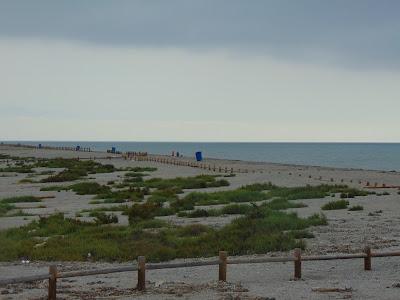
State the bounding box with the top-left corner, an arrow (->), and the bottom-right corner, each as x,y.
221,203 -> 252,214
177,224 -> 210,236
348,205 -> 364,211
96,188 -> 144,203
148,194 -> 178,204
123,176 -> 144,183
185,190 -> 266,206
184,209 -> 211,218
170,198 -> 196,211
0,202 -> 15,217
125,172 -> 148,177
321,200 -> 349,210
41,169 -> 85,182
135,219 -> 168,229
265,184 -> 368,201
289,229 -> 315,239
68,182 -> 111,195
0,166 -> 33,173
38,158 -> 117,182
1,196 -> 42,203
241,182 -> 276,191
82,205 -> 129,214
40,185 -> 65,191
123,167 -> 157,172
180,204 -> 253,218
140,175 -> 229,190
93,212 -> 119,225
127,202 -> 160,224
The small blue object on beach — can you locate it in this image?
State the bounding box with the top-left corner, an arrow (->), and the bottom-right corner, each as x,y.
195,151 -> 202,161
111,147 -> 116,154
76,145 -> 81,151
38,144 -> 42,149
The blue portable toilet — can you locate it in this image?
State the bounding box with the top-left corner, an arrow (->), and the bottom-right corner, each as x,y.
111,147 -> 116,154
195,151 -> 202,161
38,144 -> 42,149
76,145 -> 81,151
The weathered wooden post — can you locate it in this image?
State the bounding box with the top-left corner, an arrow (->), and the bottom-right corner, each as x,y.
294,248 -> 302,279
364,246 -> 371,271
137,256 -> 146,291
219,251 -> 227,282
48,265 -> 57,300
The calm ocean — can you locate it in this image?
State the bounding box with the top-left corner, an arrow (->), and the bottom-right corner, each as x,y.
5,142 -> 400,172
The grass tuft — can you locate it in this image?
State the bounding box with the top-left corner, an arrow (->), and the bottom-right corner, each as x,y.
321,199 -> 349,210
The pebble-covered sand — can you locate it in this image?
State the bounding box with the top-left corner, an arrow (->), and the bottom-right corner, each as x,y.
1,145 -> 400,299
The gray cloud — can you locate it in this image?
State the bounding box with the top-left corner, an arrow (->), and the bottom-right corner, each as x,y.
0,0 -> 399,69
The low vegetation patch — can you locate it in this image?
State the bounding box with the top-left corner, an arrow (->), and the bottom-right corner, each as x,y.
122,167 -> 157,172
178,199 -> 306,218
139,175 -> 229,190
264,184 -> 368,201
0,166 -> 34,173
348,205 -> 364,211
125,172 -> 148,178
81,205 -> 129,215
321,199 -> 349,210
95,187 -> 147,203
184,189 -> 266,206
38,158 -> 117,182
0,207 -> 326,261
92,212 -> 119,225
0,202 -> 16,217
0,196 -> 43,203
68,182 -> 111,195
0,196 -> 39,217
41,182 -> 110,195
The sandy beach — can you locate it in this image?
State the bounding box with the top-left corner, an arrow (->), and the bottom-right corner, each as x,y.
1,144 -> 400,299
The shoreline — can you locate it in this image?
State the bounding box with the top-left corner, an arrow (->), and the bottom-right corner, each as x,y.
2,142 -> 400,174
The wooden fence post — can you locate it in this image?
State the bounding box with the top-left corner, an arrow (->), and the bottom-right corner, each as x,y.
48,265 -> 57,300
219,251 -> 227,282
137,256 -> 146,291
294,248 -> 302,279
364,246 -> 371,271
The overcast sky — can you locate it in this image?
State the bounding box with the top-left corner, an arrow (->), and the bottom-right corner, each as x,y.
1,1 -> 399,142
